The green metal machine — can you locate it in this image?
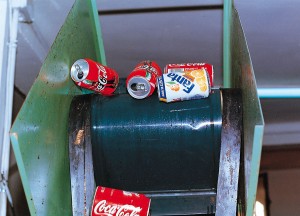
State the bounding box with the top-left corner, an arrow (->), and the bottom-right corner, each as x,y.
10,0 -> 264,215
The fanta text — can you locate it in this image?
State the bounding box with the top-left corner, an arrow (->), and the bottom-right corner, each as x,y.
167,73 -> 195,93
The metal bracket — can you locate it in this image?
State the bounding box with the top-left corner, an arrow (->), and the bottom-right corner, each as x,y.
216,89 -> 243,216
0,173 -> 14,208
68,95 -> 95,216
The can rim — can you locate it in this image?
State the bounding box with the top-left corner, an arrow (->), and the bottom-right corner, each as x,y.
127,76 -> 151,99
70,59 -> 89,82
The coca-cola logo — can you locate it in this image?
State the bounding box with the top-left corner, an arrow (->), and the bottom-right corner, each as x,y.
97,64 -> 108,91
138,65 -> 159,76
93,200 -> 142,216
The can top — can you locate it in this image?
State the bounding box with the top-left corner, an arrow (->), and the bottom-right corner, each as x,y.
70,59 -> 89,82
127,76 -> 151,99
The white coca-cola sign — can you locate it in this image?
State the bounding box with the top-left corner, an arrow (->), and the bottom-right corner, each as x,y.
91,187 -> 151,216
93,200 -> 142,216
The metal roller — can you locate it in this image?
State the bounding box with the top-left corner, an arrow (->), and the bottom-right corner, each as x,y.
91,89 -> 222,191
68,84 -> 242,215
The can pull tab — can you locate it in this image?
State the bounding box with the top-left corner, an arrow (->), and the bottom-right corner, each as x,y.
131,83 -> 147,92
77,71 -> 84,79
74,64 -> 84,79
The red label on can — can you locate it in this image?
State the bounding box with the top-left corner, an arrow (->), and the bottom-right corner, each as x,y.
164,63 -> 214,87
126,61 -> 162,99
70,59 -> 119,96
91,186 -> 151,216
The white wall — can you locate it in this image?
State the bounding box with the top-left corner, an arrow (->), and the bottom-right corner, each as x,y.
268,169 -> 300,216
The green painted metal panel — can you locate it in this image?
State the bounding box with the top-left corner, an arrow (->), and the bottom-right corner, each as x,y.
230,7 -> 265,216
89,0 -> 106,65
10,0 -> 105,215
223,0 -> 233,88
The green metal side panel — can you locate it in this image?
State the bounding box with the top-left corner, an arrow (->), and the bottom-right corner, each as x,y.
230,8 -> 265,216
10,0 -> 105,215
223,0 -> 233,88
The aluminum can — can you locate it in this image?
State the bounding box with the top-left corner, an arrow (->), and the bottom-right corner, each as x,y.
91,186 -> 151,216
157,69 -> 210,103
164,63 -> 214,87
126,61 -> 162,99
70,58 -> 119,96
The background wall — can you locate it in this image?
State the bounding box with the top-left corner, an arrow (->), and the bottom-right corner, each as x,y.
268,169 -> 300,216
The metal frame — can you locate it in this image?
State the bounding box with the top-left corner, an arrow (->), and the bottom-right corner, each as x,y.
1,1 -> 26,215
9,0 -> 264,215
227,4 -> 265,216
68,95 -> 95,216
216,89 -> 243,216
223,0 -> 233,88
258,88 -> 300,98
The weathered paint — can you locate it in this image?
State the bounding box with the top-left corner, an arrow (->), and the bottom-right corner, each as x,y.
230,7 -> 264,216
10,0 -> 105,215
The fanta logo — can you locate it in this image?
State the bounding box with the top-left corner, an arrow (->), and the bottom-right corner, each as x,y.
166,82 -> 180,91
167,73 -> 194,93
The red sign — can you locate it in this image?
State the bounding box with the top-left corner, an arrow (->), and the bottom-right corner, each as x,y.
91,186 -> 151,216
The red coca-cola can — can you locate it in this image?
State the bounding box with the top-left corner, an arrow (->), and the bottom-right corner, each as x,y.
91,186 -> 151,216
70,58 -> 119,96
164,63 -> 214,87
126,61 -> 162,99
